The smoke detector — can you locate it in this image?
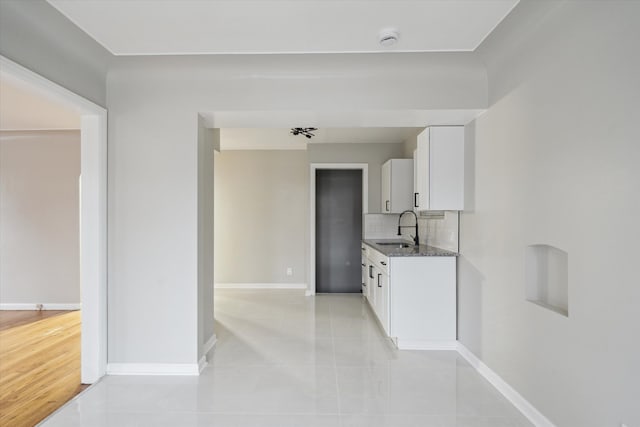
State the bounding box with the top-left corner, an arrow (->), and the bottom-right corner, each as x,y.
379,28 -> 399,47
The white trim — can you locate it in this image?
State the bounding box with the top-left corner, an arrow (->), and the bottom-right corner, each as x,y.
90,49 -> 480,57
198,356 -> 207,373
0,303 -> 81,311
309,163 -> 368,296
79,113 -> 108,385
202,334 -> 217,355
106,363 -> 201,376
196,334 -> 217,373
220,144 -> 308,151
396,340 -> 458,350
0,127 -> 80,132
215,283 -> 307,289
1,56 -> 108,385
457,342 -> 556,427
0,57 -> 104,113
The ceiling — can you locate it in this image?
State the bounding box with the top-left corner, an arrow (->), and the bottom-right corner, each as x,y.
0,78 -> 80,131
47,0 -> 519,55
220,127 -> 423,150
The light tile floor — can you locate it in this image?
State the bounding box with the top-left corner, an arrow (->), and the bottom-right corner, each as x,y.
41,290 -> 533,427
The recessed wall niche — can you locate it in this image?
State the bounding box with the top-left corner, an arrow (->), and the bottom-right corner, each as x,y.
525,244 -> 568,317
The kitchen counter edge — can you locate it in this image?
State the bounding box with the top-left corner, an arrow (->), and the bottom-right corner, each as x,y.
362,239 -> 459,257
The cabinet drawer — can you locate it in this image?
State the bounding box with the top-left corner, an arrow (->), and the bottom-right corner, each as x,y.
366,245 -> 389,275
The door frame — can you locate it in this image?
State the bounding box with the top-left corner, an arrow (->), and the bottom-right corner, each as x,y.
1,56 -> 108,384
309,163 -> 368,296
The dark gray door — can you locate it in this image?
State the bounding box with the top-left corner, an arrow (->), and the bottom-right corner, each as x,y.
316,169 -> 363,293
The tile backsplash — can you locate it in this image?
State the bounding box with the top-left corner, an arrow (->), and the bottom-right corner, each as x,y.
363,214 -> 401,240
419,211 -> 459,253
363,211 -> 459,253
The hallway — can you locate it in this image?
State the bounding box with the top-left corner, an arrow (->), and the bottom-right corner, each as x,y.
42,290 -> 531,426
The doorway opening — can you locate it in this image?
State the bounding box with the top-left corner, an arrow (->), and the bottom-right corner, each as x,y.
315,169 -> 363,293
309,163 -> 368,295
0,56 -> 108,387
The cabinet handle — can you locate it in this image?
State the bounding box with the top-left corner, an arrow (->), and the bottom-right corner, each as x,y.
361,247 -> 365,251
361,263 -> 366,267
380,261 -> 387,266
369,265 -> 373,279
385,200 -> 390,212
377,273 -> 382,287
414,193 -> 419,208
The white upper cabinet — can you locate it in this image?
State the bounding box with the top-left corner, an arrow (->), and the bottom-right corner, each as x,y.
414,126 -> 465,211
381,159 -> 413,214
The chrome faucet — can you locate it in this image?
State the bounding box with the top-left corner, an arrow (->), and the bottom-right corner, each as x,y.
397,210 -> 419,246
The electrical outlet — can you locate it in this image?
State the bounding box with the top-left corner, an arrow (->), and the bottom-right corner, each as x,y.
286,267 -> 293,276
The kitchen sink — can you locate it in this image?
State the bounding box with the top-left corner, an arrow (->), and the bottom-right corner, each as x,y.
376,242 -> 412,248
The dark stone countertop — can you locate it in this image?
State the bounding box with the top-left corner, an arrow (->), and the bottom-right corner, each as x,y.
363,239 -> 459,257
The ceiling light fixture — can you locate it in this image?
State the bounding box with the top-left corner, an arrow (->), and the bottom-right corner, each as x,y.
379,28 -> 400,47
290,127 -> 317,139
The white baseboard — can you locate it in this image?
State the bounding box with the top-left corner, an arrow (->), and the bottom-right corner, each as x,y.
198,333 -> 217,373
202,334 -> 217,356
0,303 -> 81,310
456,342 -> 555,427
396,340 -> 458,350
197,356 -> 207,373
215,283 -> 307,290
106,363 -> 201,376
305,290 -> 315,296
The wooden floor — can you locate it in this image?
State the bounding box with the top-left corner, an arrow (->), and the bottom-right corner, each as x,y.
0,310 -> 86,427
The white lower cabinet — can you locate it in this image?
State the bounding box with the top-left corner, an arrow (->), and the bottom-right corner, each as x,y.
361,246 -> 368,296
374,268 -> 389,335
362,243 -> 456,349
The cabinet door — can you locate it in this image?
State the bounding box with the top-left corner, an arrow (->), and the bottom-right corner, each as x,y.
383,159 -> 413,213
412,150 -> 419,212
381,160 -> 391,213
377,272 -> 389,334
374,267 -> 382,321
415,128 -> 430,210
361,256 -> 368,296
368,262 -> 376,305
415,127 -> 464,211
429,127 -> 464,211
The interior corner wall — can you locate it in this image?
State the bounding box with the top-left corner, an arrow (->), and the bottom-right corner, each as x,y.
460,1 -> 640,425
197,116 -> 216,359
307,143 -> 407,213
214,150 -> 309,285
0,130 -> 80,306
402,132 -> 419,159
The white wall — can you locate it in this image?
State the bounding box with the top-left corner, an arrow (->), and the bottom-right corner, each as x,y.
460,1 -> 640,425
197,116 -> 216,361
215,144 -> 417,286
215,150 -> 308,285
106,53 -> 487,366
107,79 -> 199,366
0,130 -> 80,306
